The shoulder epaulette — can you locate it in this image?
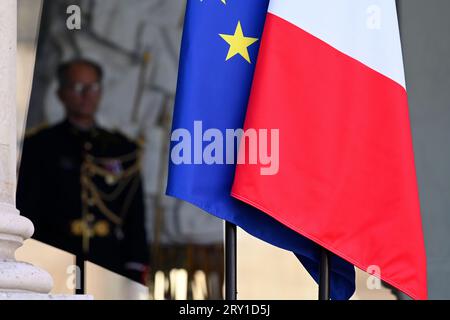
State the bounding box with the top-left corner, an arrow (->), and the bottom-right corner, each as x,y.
24,122 -> 49,139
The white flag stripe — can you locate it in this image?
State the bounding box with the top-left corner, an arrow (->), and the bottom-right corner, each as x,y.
268,0 -> 406,88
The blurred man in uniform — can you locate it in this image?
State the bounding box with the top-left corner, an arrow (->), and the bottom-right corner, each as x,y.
17,59 -> 149,285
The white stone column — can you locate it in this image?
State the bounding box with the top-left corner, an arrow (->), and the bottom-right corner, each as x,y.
0,0 -> 53,295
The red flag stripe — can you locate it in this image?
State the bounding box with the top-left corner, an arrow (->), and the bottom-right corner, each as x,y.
232,13 -> 427,299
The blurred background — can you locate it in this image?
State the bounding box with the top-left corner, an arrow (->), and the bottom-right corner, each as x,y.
15,0 -> 450,300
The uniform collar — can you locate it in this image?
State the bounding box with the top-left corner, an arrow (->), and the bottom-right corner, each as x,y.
64,118 -> 100,139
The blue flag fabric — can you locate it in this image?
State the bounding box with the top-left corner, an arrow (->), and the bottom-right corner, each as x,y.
167,0 -> 355,299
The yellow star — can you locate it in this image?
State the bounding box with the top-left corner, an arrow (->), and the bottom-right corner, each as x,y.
219,21 -> 258,63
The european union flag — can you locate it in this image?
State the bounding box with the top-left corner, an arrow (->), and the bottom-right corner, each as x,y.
167,0 -> 355,299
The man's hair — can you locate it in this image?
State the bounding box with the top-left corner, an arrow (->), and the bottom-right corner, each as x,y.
57,58 -> 104,88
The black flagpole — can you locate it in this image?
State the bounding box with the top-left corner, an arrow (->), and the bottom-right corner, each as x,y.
225,221 -> 237,300
318,248 -> 331,300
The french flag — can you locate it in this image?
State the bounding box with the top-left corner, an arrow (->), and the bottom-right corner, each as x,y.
232,0 -> 428,299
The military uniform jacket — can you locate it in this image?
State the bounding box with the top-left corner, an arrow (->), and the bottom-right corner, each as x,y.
17,120 -> 149,280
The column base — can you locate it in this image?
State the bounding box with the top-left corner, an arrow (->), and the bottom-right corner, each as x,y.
0,204 -> 54,294
0,292 -> 92,300
0,260 -> 53,294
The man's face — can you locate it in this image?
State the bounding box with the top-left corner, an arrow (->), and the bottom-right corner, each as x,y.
58,63 -> 102,120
